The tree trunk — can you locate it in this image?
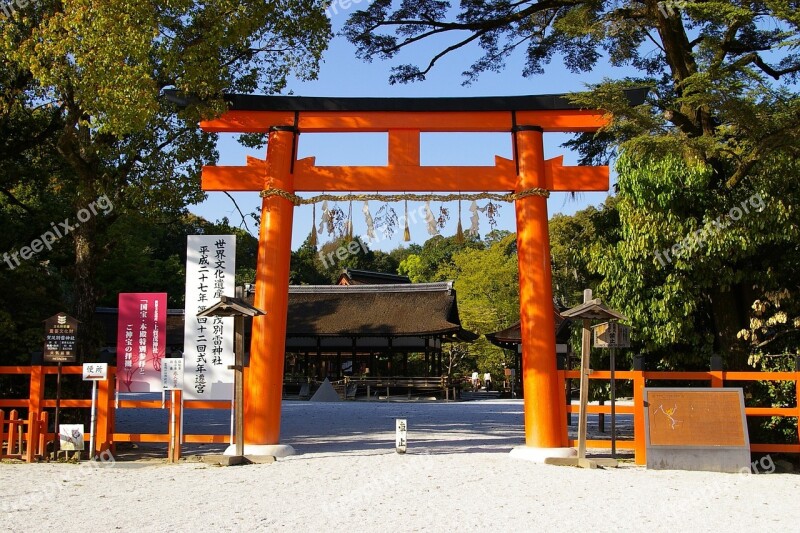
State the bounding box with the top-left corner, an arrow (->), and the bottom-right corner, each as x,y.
709,285 -> 749,370
73,217 -> 100,362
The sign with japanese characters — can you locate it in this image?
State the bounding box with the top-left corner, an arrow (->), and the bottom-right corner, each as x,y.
116,293 -> 167,393
183,235 -> 236,400
593,321 -> 631,348
161,358 -> 184,391
82,363 -> 108,381
43,313 -> 78,363
396,419 -> 408,454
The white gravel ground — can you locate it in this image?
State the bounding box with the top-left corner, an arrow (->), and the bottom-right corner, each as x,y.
1,400 -> 797,532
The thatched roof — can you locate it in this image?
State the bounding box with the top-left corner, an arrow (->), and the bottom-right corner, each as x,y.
279,282 -> 462,337
337,269 -> 410,285
96,282 -> 476,350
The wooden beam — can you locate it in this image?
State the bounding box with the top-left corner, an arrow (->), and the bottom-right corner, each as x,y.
200,109 -> 609,133
201,155 -> 608,193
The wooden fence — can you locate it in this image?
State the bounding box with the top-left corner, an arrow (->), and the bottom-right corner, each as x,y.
0,366 -> 230,462
561,369 -> 800,464
2,365 -> 798,464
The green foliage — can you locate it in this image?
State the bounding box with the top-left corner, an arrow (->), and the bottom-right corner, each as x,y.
440,234 -> 521,377
397,234 -> 483,282
549,200 -> 618,308
289,235 -> 409,284
95,214 -> 258,308
0,0 -> 331,356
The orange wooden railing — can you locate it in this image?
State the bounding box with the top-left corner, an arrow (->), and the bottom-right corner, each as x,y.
0,366 -> 232,462
0,408 -> 48,461
2,365 -> 798,463
559,369 -> 800,465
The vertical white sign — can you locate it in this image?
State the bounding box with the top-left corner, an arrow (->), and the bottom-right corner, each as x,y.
161,358 -> 184,391
396,419 -> 408,454
183,235 -> 236,400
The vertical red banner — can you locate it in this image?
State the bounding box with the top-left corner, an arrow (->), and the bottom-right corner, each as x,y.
117,293 -> 167,393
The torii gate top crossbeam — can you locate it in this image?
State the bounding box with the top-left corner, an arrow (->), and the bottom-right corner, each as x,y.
194,90 -> 647,193
195,89 -> 647,133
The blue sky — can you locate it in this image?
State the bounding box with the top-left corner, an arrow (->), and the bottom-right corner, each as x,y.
189,10 -> 633,252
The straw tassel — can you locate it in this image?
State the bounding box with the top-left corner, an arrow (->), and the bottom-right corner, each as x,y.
346,200 -> 354,240
455,197 -> 464,243
310,203 -> 317,247
403,200 -> 411,242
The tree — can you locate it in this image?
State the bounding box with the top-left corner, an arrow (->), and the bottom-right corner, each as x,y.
396,234 -> 483,282
439,233 -> 521,377
549,199 -> 619,307
1,1 -> 330,357
344,1 -> 800,368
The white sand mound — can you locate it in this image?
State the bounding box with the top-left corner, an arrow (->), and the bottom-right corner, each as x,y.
309,378 -> 341,402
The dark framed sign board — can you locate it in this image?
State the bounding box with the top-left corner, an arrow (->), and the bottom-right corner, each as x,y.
644,387 -> 751,473
43,313 -> 78,363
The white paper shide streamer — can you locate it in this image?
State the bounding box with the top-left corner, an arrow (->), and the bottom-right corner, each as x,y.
424,201 -> 438,235
363,201 -> 376,241
469,200 -> 480,236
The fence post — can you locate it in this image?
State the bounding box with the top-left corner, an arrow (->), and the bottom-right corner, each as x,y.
796,356 -> 799,451
0,409 -> 5,450
95,369 -> 114,455
7,410 -> 18,456
26,411 -> 38,462
557,367 -> 568,446
633,355 -> 646,466
38,411 -> 49,458
28,365 -> 45,418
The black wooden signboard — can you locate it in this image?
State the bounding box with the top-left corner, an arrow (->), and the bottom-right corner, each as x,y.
43,313 -> 78,363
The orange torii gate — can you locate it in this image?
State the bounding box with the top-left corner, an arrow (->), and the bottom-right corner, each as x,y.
198,91 -> 645,457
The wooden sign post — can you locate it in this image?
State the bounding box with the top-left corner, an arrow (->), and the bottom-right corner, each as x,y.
82,363 -> 108,460
555,291 -> 628,468
197,294 -> 266,464
396,419 -> 408,454
43,312 -> 79,454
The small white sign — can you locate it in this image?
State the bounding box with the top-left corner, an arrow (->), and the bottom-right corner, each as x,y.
162,358 -> 184,391
59,424 -> 85,451
82,363 -> 108,381
396,419 -> 407,454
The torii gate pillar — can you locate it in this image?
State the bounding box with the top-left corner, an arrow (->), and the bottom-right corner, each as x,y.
245,127 -> 295,450
515,127 -> 564,450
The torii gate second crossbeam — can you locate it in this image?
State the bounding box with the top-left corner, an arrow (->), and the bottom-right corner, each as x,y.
197,91 -> 646,458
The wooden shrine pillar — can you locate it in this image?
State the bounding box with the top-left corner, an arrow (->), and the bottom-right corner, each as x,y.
514,126 -> 565,448
245,127 -> 296,445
